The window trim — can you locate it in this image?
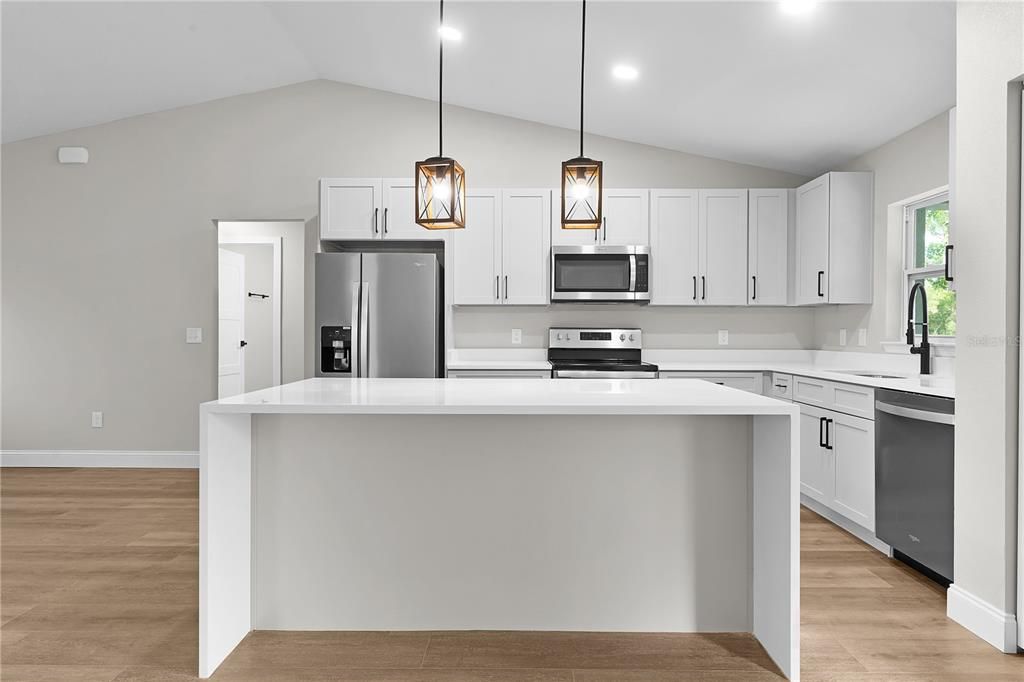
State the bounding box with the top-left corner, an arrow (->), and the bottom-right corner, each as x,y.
901,189 -> 954,340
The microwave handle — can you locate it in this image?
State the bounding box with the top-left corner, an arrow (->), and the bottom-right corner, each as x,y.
629,254 -> 637,292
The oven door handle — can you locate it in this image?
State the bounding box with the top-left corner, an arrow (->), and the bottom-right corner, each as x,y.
629,254 -> 637,294
876,401 -> 954,425
554,369 -> 658,379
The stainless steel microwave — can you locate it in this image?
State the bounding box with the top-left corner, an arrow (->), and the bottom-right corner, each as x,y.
550,245 -> 650,303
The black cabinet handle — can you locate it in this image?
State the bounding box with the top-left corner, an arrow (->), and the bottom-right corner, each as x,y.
504,275 -> 508,300
495,275 -> 499,300
945,244 -> 954,281
701,276 -> 706,301
383,207 -> 389,234
373,207 -> 379,234
819,416 -> 826,448
825,419 -> 834,450
817,270 -> 825,297
602,217 -> 607,242
752,275 -> 757,301
692,276 -> 697,301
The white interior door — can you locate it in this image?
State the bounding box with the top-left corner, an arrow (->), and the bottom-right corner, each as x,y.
218,248 -> 246,398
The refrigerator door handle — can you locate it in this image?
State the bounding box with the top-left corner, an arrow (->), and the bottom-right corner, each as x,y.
360,282 -> 370,377
351,282 -> 361,376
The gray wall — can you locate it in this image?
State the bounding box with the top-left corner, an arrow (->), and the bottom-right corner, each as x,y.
952,1 -> 1022,622
1,79 -> 807,452
814,112 -> 951,352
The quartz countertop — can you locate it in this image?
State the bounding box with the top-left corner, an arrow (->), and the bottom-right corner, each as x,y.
202,377 -> 798,416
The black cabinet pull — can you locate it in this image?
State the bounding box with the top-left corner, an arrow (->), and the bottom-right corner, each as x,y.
825,419 -> 834,450
817,270 -> 824,297
495,275 -> 499,300
752,275 -> 757,301
383,207 -> 389,234
945,244 -> 954,281
701,276 -> 706,301
692,276 -> 697,301
819,416 -> 826,448
373,207 -> 379,234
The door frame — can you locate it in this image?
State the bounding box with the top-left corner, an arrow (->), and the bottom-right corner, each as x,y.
217,235 -> 283,387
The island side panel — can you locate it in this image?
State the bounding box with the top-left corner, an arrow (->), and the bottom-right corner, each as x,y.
752,413 -> 800,681
250,414 -> 753,633
199,410 -> 252,678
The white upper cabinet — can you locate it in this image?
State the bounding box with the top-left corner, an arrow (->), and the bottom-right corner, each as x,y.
320,177 -> 440,241
650,190 -> 699,305
451,189 -> 549,306
700,189 -> 748,306
795,171 -> 873,304
501,189 -> 551,305
451,189 -> 502,305
601,189 -> 650,245
380,178 -> 425,240
320,178 -> 382,240
748,189 -> 791,305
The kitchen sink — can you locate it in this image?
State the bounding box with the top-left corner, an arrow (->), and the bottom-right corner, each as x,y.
832,371 -> 908,379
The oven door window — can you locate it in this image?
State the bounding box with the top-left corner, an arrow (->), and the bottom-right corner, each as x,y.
553,255 -> 631,292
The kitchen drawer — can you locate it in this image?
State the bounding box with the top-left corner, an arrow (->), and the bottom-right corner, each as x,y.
447,369 -> 550,378
662,372 -> 763,395
792,375 -> 874,420
768,373 -> 793,401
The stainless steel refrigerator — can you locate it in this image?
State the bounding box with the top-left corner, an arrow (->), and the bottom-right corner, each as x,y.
315,251 -> 443,378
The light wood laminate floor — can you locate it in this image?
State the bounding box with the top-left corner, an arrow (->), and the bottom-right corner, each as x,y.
2,468 -> 1022,681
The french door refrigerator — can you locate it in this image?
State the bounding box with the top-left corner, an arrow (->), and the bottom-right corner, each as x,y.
315,251 -> 443,378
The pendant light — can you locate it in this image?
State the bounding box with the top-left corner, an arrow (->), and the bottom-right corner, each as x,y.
561,0 -> 602,230
415,0 -> 466,229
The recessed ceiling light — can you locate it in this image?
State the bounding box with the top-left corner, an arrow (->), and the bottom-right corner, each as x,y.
779,0 -> 817,15
438,25 -> 462,41
612,64 -> 639,81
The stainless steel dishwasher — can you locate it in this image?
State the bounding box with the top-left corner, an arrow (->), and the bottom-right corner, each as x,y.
875,389 -> 955,584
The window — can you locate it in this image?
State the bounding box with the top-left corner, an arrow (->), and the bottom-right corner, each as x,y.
903,192 -> 955,337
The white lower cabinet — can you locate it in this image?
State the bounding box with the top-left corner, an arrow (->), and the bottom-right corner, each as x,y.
661,372 -> 763,395
447,369 -> 550,378
798,402 -> 875,532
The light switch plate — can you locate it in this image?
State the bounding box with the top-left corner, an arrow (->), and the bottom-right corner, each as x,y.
511,329 -> 522,345
186,327 -> 203,344
839,329 -> 847,347
718,330 -> 729,346
91,411 -> 103,428
857,328 -> 867,346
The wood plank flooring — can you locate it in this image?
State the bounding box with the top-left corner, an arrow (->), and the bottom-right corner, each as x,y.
2,468 -> 1022,681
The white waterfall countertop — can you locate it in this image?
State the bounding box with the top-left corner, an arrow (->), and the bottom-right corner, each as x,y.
201,377 -> 798,416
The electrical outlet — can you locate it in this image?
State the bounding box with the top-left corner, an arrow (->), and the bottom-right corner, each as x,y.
91,411 -> 103,428
858,328 -> 867,346
839,329 -> 847,347
186,327 -> 203,344
718,330 -> 729,346
511,328 -> 522,345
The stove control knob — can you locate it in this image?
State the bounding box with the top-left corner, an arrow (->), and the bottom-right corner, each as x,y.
556,333 -> 563,341
628,334 -> 635,342
619,333 -> 626,341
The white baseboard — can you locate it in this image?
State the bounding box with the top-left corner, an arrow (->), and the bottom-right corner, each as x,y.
947,584 -> 1019,653
0,450 -> 199,469
800,494 -> 890,554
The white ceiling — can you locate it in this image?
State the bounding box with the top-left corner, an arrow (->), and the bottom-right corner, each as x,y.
2,1 -> 955,174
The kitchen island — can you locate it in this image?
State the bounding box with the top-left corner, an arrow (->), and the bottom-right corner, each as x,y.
200,378 -> 800,679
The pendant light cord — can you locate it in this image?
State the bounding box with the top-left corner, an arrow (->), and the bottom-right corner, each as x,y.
439,0 -> 444,158
579,0 -> 586,158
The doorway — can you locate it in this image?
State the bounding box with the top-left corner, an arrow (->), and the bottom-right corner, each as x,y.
217,220 -> 304,398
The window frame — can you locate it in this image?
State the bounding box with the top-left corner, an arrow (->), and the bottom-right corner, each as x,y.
901,189 -> 954,339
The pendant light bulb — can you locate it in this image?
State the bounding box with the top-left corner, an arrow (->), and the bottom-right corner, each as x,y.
560,0 -> 603,230
415,0 -> 466,230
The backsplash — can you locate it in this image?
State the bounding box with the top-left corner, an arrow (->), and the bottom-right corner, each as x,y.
451,305 -> 816,349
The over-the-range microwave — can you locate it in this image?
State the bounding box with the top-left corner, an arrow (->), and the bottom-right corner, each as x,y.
550,245 -> 650,303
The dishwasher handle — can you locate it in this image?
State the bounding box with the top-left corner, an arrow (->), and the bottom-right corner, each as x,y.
875,400 -> 954,426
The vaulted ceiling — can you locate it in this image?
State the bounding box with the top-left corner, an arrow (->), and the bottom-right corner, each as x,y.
2,1 -> 955,174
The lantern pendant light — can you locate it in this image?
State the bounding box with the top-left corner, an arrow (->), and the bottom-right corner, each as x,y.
415,0 -> 466,229
561,0 -> 602,230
